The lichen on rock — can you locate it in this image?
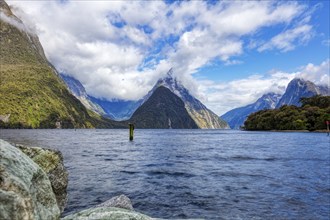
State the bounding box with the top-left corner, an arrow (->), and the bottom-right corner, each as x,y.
15,144 -> 68,213
0,139 -> 60,220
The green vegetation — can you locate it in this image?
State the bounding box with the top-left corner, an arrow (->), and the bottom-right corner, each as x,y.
244,95 -> 330,131
0,12 -> 125,128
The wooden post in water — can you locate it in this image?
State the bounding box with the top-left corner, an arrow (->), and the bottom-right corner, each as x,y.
326,121 -> 329,136
129,123 -> 134,141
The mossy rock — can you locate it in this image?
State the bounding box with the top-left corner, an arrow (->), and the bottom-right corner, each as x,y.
17,145 -> 61,173
0,139 -> 60,220
16,144 -> 68,213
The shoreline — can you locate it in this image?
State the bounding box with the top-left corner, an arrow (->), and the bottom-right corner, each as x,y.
243,129 -> 330,133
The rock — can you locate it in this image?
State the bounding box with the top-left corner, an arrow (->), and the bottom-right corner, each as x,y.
62,207 -> 153,220
15,144 -> 68,213
0,139 -> 60,220
0,114 -> 10,123
95,194 -> 134,211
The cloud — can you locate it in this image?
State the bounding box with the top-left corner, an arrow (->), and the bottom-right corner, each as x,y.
199,72 -> 295,115
297,59 -> 330,86
322,39 -> 330,47
258,24 -> 313,52
199,60 -> 329,115
0,10 -> 34,34
5,0 -> 320,113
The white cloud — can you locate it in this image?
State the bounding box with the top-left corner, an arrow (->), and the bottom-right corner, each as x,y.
200,72 -> 295,115
5,0 -> 321,114
297,59 -> 330,86
322,39 -> 330,47
258,24 -> 313,52
200,60 -> 329,115
0,11 -> 33,34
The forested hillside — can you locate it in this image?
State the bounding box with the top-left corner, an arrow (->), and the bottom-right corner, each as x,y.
244,96 -> 330,131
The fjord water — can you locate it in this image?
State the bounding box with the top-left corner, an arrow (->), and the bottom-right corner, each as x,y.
1,130 -> 329,219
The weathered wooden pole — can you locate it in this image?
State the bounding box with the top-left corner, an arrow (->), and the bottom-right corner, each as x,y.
129,123 -> 134,141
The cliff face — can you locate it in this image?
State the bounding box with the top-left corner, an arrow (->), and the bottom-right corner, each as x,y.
276,78 -> 329,108
0,0 -> 120,128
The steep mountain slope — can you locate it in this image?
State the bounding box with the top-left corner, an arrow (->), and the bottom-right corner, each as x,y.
129,86 -> 198,129
0,0 -> 122,128
142,69 -> 229,129
221,93 -> 282,129
60,74 -> 139,120
59,74 -> 106,115
89,97 -> 138,120
61,68 -> 229,129
276,78 -> 329,108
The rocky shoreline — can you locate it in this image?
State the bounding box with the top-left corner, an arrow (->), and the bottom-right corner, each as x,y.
0,139 -> 154,220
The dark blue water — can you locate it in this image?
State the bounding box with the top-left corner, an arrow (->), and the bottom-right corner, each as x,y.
1,129 -> 329,219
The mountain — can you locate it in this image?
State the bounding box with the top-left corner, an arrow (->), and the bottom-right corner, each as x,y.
129,86 -> 198,128
59,74 -> 106,115
60,74 -> 139,120
140,69 -> 229,129
221,78 -> 329,129
221,93 -> 282,129
88,97 -> 138,120
0,0 -> 122,128
60,68 -> 229,128
276,78 -> 329,108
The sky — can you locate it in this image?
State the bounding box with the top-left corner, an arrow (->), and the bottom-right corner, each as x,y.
5,0 -> 330,115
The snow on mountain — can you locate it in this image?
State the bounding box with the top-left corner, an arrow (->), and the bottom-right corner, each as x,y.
276,78 -> 329,108
142,69 -> 229,129
221,93 -> 282,129
60,74 -> 106,116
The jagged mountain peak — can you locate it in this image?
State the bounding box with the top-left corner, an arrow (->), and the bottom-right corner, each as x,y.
166,67 -> 174,78
141,68 -> 229,129
255,92 -> 282,108
130,86 -> 198,129
276,77 -> 329,108
156,68 -> 181,90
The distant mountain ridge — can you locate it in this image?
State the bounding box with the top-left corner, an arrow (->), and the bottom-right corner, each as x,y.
221,92 -> 282,129
221,78 -> 329,129
59,74 -> 106,116
61,68 -> 229,129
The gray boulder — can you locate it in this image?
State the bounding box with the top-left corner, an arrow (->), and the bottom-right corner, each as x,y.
0,139 -> 60,220
62,207 -> 153,220
15,144 -> 68,213
95,194 -> 134,211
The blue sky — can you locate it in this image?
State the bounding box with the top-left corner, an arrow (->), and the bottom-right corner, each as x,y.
5,0 -> 330,114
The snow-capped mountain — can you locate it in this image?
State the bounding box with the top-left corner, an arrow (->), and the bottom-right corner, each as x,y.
60,74 -> 106,115
129,86 -> 199,128
221,93 -> 282,129
60,74 -> 142,120
140,69 -> 229,129
88,97 -> 139,120
276,78 -> 329,108
221,78 -> 329,129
